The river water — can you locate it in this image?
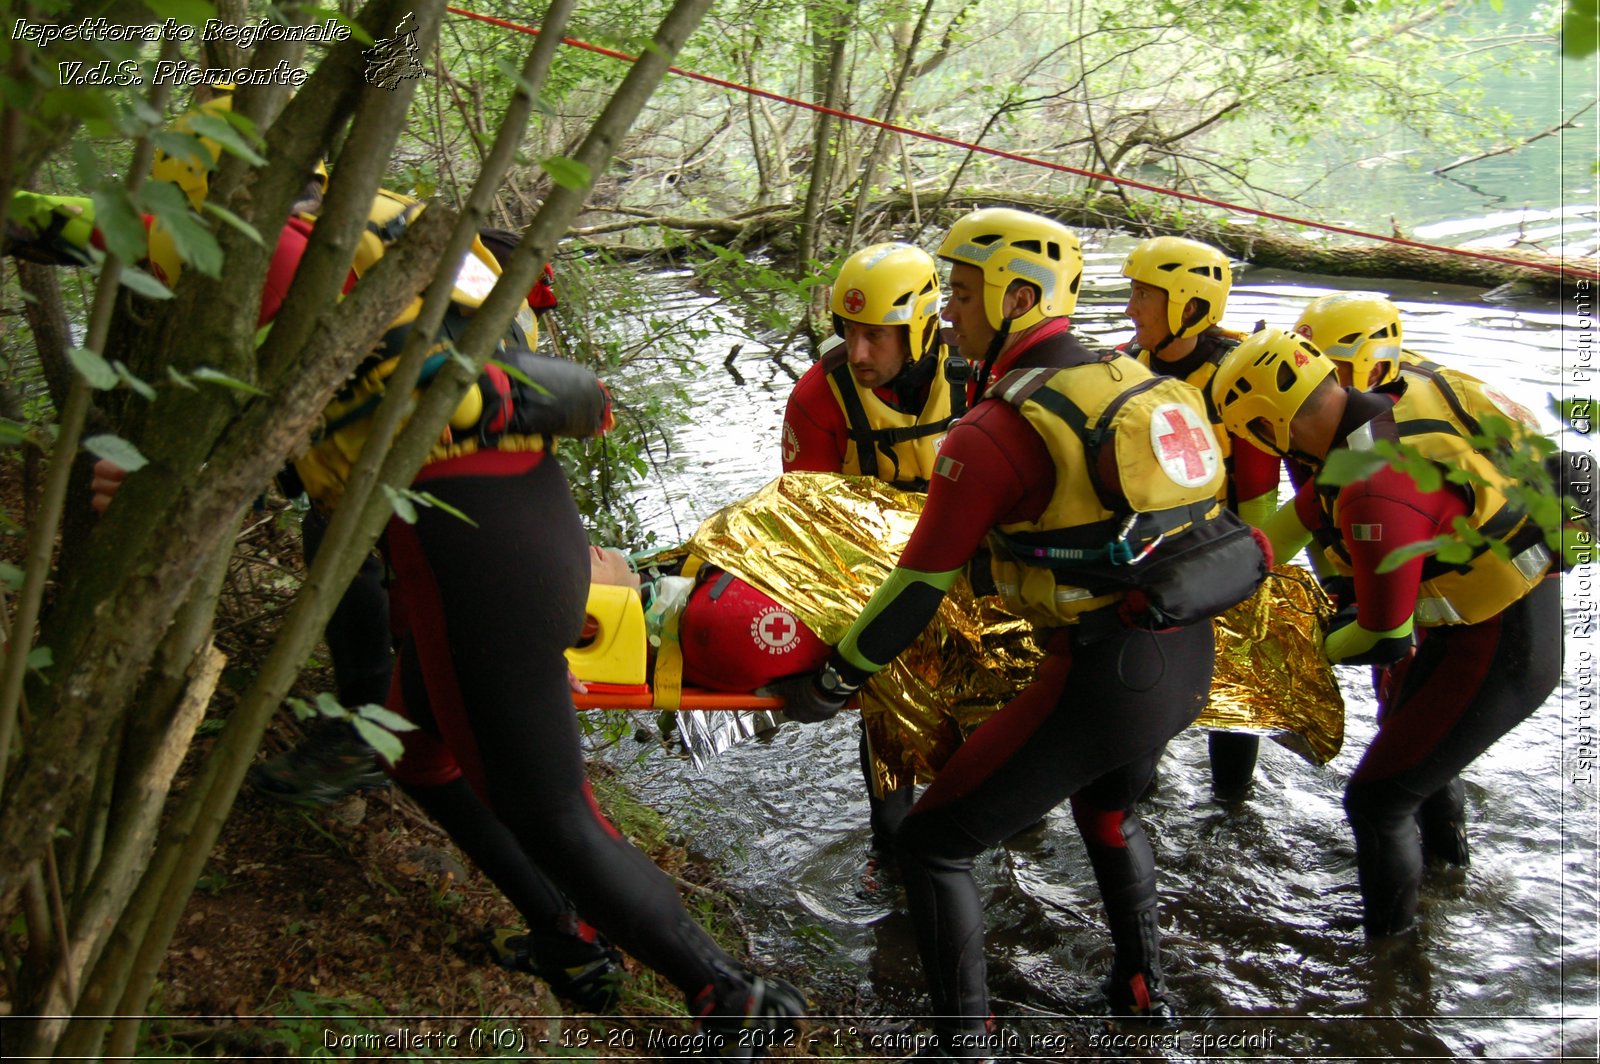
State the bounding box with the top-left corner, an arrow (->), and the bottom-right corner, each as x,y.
582,214 -> 1596,1063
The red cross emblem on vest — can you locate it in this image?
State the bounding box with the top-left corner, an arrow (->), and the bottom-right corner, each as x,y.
1154,407 -> 1215,486
842,288 -> 867,315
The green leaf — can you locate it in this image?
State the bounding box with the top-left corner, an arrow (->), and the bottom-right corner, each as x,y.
314,691 -> 347,718
0,419 -> 30,446
1564,0 -> 1598,57
69,347 -> 119,390
1554,395 -> 1594,432
352,717 -> 406,764
1374,538 -> 1441,574
539,156 -> 592,191
0,563 -> 23,591
143,0 -> 216,23
151,130 -> 212,171
89,185 -> 148,265
191,367 -> 267,396
285,697 -> 316,721
84,434 -> 150,472
188,112 -> 268,167
202,201 -> 264,246
1316,448 -> 1387,487
489,357 -> 552,396
113,360 -> 157,399
166,365 -> 198,391
26,646 -> 52,671
408,490 -> 479,527
119,265 -> 174,300
304,6 -> 373,44
355,704 -> 417,732
383,484 -> 419,524
140,181 -> 223,277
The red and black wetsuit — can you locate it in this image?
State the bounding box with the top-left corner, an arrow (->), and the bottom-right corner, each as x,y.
1133,331 -> 1282,797
264,218 -> 762,1009
833,320 -> 1215,1033
1299,388 -> 1562,935
782,350 -> 949,848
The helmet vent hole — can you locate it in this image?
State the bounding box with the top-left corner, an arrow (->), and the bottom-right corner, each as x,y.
1275,361 -> 1297,393
1337,332 -> 1361,344
1047,241 -> 1061,260
1013,239 -> 1042,255
892,293 -> 912,307
972,234 -> 1002,247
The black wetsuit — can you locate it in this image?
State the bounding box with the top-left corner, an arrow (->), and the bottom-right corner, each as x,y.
383,451 -> 748,995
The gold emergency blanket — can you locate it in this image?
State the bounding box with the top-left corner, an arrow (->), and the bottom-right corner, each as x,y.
685,473 -> 1343,795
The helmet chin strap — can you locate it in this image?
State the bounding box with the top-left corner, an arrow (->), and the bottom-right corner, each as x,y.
971,318 -> 1013,403
1285,444 -> 1322,469
1147,302 -> 1208,360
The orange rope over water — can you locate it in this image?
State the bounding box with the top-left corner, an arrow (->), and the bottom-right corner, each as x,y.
447,4 -> 1577,279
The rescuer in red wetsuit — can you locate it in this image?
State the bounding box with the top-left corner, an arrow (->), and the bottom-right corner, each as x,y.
1212,327 -> 1562,938
775,208 -> 1260,1051
1120,236 -> 1282,800
781,242 -> 969,870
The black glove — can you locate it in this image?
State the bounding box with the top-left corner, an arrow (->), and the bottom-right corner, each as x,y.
768,671 -> 848,724
1318,575 -> 1355,610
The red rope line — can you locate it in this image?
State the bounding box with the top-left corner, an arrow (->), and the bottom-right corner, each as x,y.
447,4 -> 1577,279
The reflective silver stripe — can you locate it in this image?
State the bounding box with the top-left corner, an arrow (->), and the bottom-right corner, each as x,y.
1054,585 -> 1097,604
1513,542 -> 1552,580
1347,422 -> 1377,451
996,367 -> 1053,404
1414,596 -> 1464,625
1416,543 -> 1548,626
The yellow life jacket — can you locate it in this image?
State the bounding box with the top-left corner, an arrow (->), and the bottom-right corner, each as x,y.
1134,327 -> 1246,502
986,336 -> 1228,627
291,191 -> 544,508
820,336 -> 967,490
1319,367 -> 1552,626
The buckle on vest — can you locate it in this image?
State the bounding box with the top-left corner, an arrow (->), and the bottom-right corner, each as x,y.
1109,513 -> 1163,567
1512,542 -> 1552,581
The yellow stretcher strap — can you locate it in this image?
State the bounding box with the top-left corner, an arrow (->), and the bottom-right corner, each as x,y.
651,555 -> 704,712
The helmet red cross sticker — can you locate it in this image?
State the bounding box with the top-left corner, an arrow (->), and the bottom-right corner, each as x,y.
1150,404 -> 1220,488
842,287 -> 867,315
1293,350 -> 1309,367
751,606 -> 802,653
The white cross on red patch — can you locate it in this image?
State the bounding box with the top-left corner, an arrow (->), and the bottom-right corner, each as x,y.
751,606 -> 802,653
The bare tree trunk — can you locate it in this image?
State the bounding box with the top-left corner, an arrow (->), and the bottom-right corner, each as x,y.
796,0 -> 857,289
846,0 -> 936,248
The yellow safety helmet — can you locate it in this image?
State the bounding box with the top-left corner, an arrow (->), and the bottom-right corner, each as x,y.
1293,292 -> 1403,389
1212,327 -> 1336,456
937,207 -> 1082,331
830,242 -> 941,361
1120,236 -> 1232,340
148,89 -> 237,211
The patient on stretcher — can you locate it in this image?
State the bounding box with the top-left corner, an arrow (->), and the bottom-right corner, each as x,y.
568,546 -> 831,702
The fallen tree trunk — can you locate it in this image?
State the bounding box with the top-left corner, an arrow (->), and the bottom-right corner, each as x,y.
573,188 -> 1591,297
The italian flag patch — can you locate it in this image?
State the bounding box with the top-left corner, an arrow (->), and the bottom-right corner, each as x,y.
1351,523 -> 1383,541
935,455 -> 964,482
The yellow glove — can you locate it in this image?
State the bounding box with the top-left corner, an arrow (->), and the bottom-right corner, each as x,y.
1262,500 -> 1313,566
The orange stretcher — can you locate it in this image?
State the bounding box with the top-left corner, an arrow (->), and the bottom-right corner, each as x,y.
565,583 -> 793,712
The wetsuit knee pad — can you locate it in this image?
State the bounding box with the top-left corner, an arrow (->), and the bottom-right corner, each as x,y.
1070,800 -> 1129,848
